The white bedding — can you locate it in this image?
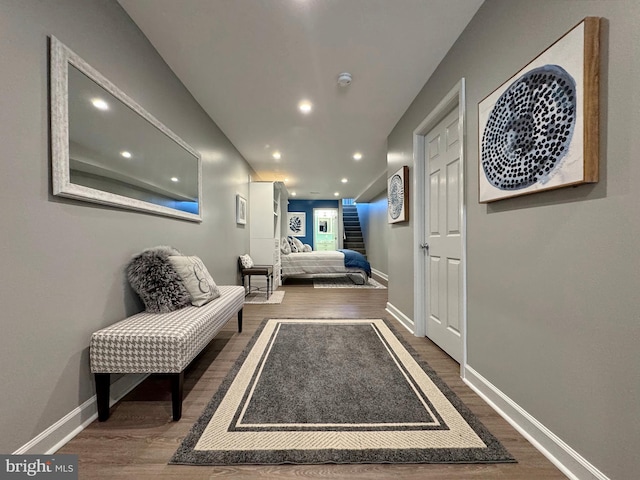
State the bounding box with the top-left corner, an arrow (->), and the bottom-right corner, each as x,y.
281,251 -> 367,279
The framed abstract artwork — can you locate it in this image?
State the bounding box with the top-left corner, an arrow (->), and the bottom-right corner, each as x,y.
388,166 -> 409,223
478,17 -> 600,203
236,194 -> 247,224
287,212 -> 306,236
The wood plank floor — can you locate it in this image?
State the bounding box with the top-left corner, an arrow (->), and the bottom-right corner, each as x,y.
58,285 -> 566,479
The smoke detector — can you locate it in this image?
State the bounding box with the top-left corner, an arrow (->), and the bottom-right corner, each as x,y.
337,72 -> 352,87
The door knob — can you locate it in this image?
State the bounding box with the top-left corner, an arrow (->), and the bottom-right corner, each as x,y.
420,243 -> 429,251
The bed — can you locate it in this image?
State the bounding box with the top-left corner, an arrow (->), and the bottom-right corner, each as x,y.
280,249 -> 371,285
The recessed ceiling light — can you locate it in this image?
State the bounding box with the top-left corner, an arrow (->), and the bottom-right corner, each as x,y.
291,192 -> 297,197
120,151 -> 132,158
341,178 -> 348,183
91,98 -> 109,110
353,152 -> 362,160
284,178 -> 289,183
272,151 -> 281,160
170,177 -> 179,182
334,192 -> 340,197
298,100 -> 312,114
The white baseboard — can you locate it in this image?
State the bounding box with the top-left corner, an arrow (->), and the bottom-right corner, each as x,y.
14,373 -> 149,455
464,366 -> 610,480
371,268 -> 388,283
385,302 -> 414,334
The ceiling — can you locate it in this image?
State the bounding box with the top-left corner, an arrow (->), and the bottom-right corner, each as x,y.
118,0 -> 483,200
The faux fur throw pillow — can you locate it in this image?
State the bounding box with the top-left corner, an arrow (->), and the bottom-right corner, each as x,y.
126,246 -> 192,313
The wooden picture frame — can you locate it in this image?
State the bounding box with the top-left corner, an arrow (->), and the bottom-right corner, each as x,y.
236,194 -> 247,225
478,17 -> 600,203
388,166 -> 409,223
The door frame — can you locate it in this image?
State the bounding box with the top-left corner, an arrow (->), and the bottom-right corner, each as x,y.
412,78 -> 467,375
313,207 -> 339,251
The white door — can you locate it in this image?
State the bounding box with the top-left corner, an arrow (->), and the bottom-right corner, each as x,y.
313,208 -> 338,251
424,107 -> 463,363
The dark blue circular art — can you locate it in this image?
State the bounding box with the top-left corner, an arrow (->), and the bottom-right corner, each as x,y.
481,65 -> 576,191
388,174 -> 404,220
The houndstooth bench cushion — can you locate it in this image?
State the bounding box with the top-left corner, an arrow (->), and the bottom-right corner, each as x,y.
90,285 -> 244,374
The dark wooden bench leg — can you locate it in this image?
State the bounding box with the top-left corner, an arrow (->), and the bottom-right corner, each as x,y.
266,274 -> 271,299
95,373 -> 110,421
238,308 -> 243,333
171,372 -> 184,421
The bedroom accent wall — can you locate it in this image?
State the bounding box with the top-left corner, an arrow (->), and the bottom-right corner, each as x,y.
0,0 -> 254,454
287,199 -> 339,248
386,1 -> 639,478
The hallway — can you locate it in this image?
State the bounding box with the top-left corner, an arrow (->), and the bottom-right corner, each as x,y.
59,285 -> 565,479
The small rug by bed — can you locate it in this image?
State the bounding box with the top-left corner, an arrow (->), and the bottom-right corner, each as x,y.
244,291 -> 285,304
313,277 -> 387,289
170,318 -> 515,465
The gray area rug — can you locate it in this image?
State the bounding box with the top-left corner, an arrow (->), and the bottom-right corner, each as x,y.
170,318 -> 515,465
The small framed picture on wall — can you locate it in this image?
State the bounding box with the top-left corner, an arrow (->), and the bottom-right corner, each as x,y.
287,212 -> 306,236
388,166 -> 409,223
236,194 -> 247,225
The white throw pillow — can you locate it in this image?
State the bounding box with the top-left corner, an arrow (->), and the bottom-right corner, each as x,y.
239,254 -> 254,268
167,256 -> 221,307
302,243 -> 312,252
292,237 -> 304,252
287,236 -> 298,253
281,237 -> 291,255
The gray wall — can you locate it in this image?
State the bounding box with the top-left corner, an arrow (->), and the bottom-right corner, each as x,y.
357,192 -> 388,276
0,0 -> 253,453
387,0 -> 639,478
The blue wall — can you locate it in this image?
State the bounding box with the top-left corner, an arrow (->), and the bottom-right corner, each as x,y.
287,199 -> 339,248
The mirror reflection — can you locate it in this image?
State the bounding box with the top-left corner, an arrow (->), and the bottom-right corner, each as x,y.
68,66 -> 199,214
51,36 -> 202,221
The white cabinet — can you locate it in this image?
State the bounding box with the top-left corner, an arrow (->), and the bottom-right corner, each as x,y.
249,181 -> 287,289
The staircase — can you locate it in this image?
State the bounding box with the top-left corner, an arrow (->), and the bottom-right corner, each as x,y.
342,204 -> 367,258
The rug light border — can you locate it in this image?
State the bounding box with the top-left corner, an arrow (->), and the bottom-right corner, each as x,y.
170,317 -> 516,466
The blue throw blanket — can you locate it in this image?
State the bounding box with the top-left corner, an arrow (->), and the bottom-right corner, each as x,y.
338,249 -> 371,277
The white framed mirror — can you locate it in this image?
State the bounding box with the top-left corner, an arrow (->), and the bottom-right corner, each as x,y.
50,36 -> 202,222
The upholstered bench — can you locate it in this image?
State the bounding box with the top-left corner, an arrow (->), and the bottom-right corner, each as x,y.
90,285 -> 245,421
